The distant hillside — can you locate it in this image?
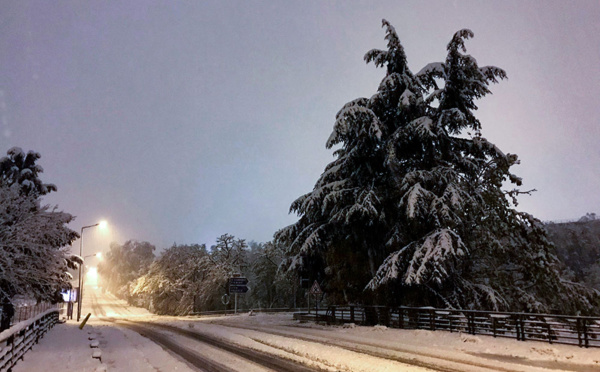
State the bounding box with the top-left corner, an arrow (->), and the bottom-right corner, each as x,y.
545,216 -> 600,290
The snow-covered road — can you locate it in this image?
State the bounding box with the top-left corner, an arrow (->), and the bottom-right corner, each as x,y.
14,286 -> 600,371
84,287 -> 432,371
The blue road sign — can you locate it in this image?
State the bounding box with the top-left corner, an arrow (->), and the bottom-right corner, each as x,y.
229,285 -> 249,294
229,277 -> 249,293
229,277 -> 248,286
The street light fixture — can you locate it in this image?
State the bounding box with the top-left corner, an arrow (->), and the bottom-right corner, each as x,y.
77,222 -> 107,321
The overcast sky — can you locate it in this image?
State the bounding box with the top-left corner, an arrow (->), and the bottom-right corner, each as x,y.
1,1 -> 599,253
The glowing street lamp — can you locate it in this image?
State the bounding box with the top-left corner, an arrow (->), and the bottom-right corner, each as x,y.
77,221 -> 107,321
84,252 -> 102,260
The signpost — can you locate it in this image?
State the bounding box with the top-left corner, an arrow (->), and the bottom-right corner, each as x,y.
309,280 -> 323,315
228,276 -> 249,313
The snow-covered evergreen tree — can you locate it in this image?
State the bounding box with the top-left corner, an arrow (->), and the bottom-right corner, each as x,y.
0,148 -> 79,303
277,20 -> 598,313
0,147 -> 57,196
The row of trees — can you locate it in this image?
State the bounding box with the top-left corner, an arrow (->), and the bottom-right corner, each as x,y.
0,147 -> 80,304
99,20 -> 599,316
97,235 -> 300,315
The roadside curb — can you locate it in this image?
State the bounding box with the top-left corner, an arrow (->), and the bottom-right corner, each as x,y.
86,326 -> 107,371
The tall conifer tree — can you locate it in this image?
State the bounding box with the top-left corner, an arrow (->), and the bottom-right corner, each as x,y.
277,20 -> 598,313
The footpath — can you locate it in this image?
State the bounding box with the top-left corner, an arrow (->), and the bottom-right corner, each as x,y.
12,318 -> 106,372
8,288 -> 195,372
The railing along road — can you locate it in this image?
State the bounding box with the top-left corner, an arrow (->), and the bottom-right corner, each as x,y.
318,306 -> 600,348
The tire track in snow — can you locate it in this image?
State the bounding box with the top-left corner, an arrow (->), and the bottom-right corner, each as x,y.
130,321 -> 320,372
117,321 -> 231,372
210,322 -> 536,372
89,290 -> 106,317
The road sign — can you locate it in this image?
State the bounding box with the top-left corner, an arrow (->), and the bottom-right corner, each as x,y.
309,280 -> 323,295
229,285 -> 249,294
229,277 -> 248,286
229,277 -> 249,294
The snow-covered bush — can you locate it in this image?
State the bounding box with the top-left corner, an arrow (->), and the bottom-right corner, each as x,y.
97,240 -> 155,303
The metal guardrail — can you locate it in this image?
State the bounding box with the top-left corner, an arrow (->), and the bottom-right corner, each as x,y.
314,306 -> 600,348
0,309 -> 59,372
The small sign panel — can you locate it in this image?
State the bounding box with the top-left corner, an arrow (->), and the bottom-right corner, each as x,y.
229,277 -> 248,286
229,286 -> 249,294
309,280 -> 323,295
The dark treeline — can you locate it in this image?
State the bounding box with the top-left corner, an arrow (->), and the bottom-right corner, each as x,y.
546,215 -> 600,291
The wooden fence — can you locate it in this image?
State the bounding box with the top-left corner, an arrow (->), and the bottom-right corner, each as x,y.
0,309 -> 59,372
317,306 -> 600,348
12,303 -> 62,324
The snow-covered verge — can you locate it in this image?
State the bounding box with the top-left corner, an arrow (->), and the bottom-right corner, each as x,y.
166,312 -> 600,372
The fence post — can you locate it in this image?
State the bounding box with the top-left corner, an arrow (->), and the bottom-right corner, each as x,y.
582,318 -> 589,348
430,308 -> 435,331
350,306 -> 355,323
399,307 -> 404,329
467,312 -> 475,335
381,307 -> 390,327
576,318 -> 582,347
544,317 -> 552,345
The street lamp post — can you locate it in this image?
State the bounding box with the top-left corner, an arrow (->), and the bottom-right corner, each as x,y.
79,252 -> 101,321
77,222 -> 106,322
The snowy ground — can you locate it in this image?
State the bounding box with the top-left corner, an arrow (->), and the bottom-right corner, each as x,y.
11,287 -> 600,371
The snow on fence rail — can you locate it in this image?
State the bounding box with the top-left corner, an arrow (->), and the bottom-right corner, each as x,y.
317,306 -> 600,348
0,308 -> 59,372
